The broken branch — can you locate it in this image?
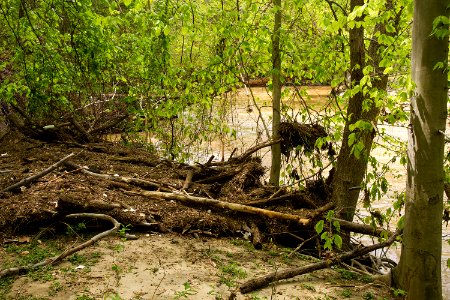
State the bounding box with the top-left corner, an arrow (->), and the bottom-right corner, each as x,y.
2,153 -> 75,193
125,190 -> 312,226
238,230 -> 400,294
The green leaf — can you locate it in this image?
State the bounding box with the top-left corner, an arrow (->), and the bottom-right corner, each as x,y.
334,234 -> 343,249
397,216 -> 405,230
324,239 -> 333,251
315,220 -> 324,234
332,220 -> 340,232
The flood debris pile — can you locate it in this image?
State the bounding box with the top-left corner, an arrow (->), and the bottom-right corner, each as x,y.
0,131 -> 397,294
279,121 -> 335,157
0,132 -> 330,245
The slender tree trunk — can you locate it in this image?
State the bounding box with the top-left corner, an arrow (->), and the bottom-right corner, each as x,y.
392,1 -> 448,298
269,0 -> 282,186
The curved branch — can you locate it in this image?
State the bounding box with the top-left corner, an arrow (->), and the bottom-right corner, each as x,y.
0,213 -> 120,278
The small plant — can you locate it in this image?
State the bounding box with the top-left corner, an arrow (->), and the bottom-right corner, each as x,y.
49,280 -> 63,296
0,277 -> 14,298
112,264 -> 122,274
314,210 -> 342,251
76,295 -> 95,300
391,287 -> 407,297
104,292 -> 123,300
336,268 -> 358,280
174,281 -> 198,299
66,222 -> 87,236
68,253 -> 87,265
363,291 -> 375,300
118,224 -> 132,239
301,283 -> 316,292
341,288 -> 352,298
219,262 -> 247,287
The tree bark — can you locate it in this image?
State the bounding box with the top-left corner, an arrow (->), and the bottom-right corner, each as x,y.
269,0 -> 282,186
331,0 -> 393,222
392,1 -> 448,298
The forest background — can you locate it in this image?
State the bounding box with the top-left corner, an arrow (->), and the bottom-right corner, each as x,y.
0,0 -> 449,299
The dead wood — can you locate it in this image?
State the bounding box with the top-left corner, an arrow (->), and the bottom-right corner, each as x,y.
69,116 -> 92,142
110,156 -> 159,167
58,195 -> 122,211
2,153 -> 75,193
332,218 -> 395,238
195,168 -> 240,184
88,113 -> 129,135
63,161 -> 174,192
0,213 -> 120,278
182,169 -> 194,190
238,230 -> 400,294
209,139 -> 282,166
125,190 -> 312,226
246,192 -> 318,208
249,222 -> 263,249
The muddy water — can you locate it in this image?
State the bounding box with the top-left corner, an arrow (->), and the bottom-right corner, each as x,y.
218,86 -> 450,298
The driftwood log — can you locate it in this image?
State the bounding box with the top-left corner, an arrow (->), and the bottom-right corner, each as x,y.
125,189 -> 313,226
238,230 -> 400,293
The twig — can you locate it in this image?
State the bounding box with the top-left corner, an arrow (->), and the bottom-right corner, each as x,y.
238,230 -> 400,294
209,138 -> 282,166
0,213 -> 120,278
2,153 -> 75,193
63,161 -> 174,192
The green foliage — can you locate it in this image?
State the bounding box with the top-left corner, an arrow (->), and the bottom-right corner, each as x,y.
315,210 -> 342,251
174,281 -> 198,299
341,288 -> 352,298
118,224 -> 132,239
391,287 -> 407,297
219,262 -> 247,287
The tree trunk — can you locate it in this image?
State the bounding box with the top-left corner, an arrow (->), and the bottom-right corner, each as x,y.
269,0 -> 282,186
330,0 -> 393,223
330,0 -> 367,222
392,1 -> 448,298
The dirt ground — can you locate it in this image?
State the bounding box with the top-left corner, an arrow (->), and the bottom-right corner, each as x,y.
2,233 -> 394,300
0,132 -> 397,299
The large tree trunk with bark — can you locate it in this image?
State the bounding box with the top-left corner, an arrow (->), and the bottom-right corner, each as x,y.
392,1 -> 448,298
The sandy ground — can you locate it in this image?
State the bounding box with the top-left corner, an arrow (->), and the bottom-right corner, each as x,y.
3,233 -> 394,300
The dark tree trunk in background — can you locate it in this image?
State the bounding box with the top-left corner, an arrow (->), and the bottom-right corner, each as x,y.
269,0 -> 282,186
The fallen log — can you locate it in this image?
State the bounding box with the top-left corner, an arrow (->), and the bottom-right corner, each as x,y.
333,217 -> 394,237
125,190 -> 312,226
2,153 -> 75,193
238,230 -> 400,294
0,213 -> 120,278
